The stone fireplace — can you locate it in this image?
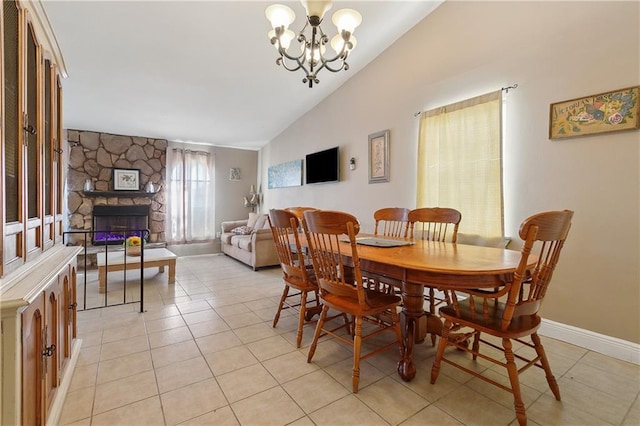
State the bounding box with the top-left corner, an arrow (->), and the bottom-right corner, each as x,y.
66,130 -> 167,246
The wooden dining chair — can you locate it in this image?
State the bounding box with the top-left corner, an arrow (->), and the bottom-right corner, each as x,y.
407,207 -> 461,242
431,210 -> 573,426
408,207 -> 462,343
364,207 -> 411,295
284,206 -> 318,220
267,209 -> 321,348
374,207 -> 410,238
302,210 -> 404,393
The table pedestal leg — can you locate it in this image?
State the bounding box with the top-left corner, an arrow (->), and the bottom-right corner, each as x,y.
397,282 -> 427,381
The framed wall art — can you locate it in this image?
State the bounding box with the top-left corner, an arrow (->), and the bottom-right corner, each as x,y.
229,167 -> 241,181
368,129 -> 390,183
112,168 -> 140,191
268,159 -> 303,189
549,86 -> 639,139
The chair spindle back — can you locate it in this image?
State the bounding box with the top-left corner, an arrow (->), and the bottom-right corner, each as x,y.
303,210 -> 365,305
268,209 -> 308,283
408,207 -> 462,242
374,207 -> 410,238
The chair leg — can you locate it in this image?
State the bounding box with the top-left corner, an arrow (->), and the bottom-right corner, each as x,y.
430,319 -> 452,384
503,338 -> 527,426
307,305 -> 329,363
390,308 -> 404,358
532,333 -> 561,401
428,288 -> 437,346
273,285 -> 290,328
304,290 -> 322,321
296,290 -> 308,348
352,315 -> 363,393
472,331 -> 481,360
344,314 -> 354,336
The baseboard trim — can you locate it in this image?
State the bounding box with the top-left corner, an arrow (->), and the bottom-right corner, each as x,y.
539,319 -> 639,365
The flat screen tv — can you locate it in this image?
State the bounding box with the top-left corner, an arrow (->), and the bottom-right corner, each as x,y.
305,146 -> 339,184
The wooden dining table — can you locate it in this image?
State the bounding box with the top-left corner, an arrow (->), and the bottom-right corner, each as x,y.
336,236 -> 527,382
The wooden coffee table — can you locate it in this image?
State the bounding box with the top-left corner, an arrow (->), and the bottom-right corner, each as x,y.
96,248 -> 177,293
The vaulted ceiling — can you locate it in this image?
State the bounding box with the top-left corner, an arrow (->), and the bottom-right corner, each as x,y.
43,0 -> 442,149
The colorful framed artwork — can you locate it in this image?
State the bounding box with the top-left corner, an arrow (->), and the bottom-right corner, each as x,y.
112,168 -> 140,191
549,86 -> 639,139
368,129 -> 390,183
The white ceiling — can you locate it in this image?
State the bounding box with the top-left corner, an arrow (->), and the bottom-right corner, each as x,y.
42,0 -> 442,150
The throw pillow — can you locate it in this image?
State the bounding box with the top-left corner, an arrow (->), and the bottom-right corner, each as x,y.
231,225 -> 252,235
247,212 -> 260,229
253,214 -> 268,230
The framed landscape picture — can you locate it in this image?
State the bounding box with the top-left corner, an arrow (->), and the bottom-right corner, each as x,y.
549,86 -> 639,139
113,168 -> 140,191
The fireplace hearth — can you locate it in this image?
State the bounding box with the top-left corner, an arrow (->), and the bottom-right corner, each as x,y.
92,205 -> 150,245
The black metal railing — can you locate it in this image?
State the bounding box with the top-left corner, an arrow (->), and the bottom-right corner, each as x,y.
63,229 -> 151,313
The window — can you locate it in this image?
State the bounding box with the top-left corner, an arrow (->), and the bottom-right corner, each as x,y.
166,147 -> 216,243
416,90 -> 503,238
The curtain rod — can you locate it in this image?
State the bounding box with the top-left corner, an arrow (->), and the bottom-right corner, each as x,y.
413,84 -> 518,117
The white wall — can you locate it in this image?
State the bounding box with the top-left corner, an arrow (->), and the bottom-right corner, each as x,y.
260,1 -> 640,343
214,146 -> 258,228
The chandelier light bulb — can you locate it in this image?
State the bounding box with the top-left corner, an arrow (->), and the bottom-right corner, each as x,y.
265,4 -> 296,30
268,29 -> 295,50
302,42 -> 326,64
331,34 -> 356,55
332,9 -> 362,33
301,0 -> 333,20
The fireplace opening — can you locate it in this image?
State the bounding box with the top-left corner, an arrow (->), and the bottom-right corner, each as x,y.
92,205 -> 150,245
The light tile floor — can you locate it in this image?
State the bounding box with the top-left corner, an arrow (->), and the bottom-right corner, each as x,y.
60,254 -> 640,425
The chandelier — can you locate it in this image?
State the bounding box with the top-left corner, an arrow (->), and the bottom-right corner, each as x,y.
265,1 -> 362,88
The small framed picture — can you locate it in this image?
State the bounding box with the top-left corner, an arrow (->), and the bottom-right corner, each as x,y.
368,129 -> 390,183
112,168 -> 140,191
229,167 -> 241,181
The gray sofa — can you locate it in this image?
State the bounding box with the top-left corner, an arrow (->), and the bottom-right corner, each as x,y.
220,213 -> 279,270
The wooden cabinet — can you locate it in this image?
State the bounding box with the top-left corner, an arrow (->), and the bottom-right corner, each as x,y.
1,2 -> 76,425
21,291 -> 45,425
1,0 -> 66,277
1,248 -> 81,425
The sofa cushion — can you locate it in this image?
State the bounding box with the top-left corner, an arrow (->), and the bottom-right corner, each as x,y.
230,235 -> 252,251
221,233 -> 235,244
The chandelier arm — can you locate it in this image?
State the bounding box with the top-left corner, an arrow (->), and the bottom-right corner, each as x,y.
310,60 -> 328,76
279,56 -> 308,73
272,37 -> 307,64
277,48 -> 306,63
320,60 -> 348,73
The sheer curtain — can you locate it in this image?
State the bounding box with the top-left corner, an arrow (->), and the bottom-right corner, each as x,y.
417,90 -> 503,238
166,147 -> 216,243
